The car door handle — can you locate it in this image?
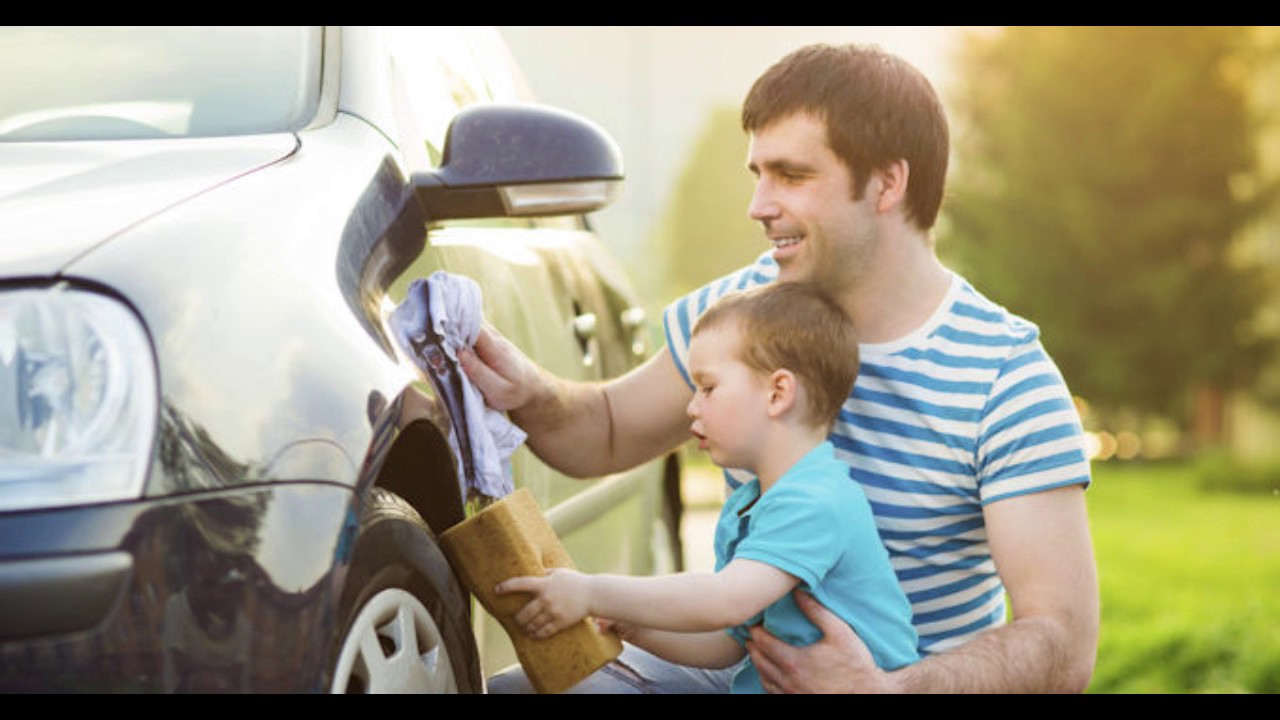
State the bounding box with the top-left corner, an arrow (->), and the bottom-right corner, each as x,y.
573,312 -> 597,367
620,306 -> 645,329
620,306 -> 647,357
573,312 -> 597,341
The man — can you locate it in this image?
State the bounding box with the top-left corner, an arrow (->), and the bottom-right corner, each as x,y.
463,42 -> 1099,693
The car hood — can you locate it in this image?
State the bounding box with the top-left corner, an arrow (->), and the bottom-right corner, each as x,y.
0,134 -> 298,277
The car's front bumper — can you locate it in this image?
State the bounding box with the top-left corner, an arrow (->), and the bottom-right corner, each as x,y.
0,483 -> 356,693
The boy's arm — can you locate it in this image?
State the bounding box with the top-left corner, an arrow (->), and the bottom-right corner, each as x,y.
615,625 -> 745,669
495,559 -> 798,637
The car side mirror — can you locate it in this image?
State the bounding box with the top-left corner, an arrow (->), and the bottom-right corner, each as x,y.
411,103 -> 624,220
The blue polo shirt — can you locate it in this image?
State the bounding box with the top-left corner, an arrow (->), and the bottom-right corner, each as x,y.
715,441 -> 919,693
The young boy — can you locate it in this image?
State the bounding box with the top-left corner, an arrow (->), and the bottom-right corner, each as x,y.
494,282 -> 918,693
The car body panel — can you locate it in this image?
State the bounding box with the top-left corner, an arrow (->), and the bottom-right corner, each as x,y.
0,483 -> 355,692
63,116 -> 412,495
0,136 -> 297,277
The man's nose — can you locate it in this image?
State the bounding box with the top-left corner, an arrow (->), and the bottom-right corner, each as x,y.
748,179 -> 779,222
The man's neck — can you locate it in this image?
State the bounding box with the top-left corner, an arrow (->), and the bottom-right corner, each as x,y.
836,230 -> 952,345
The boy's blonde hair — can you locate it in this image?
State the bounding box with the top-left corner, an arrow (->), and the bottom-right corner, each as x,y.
692,282 -> 859,429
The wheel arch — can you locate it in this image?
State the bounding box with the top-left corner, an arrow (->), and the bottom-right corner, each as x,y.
330,399 -> 482,692
372,416 -> 466,538
330,484 -> 482,693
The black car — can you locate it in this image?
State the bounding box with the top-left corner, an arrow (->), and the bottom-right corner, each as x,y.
0,26 -> 682,693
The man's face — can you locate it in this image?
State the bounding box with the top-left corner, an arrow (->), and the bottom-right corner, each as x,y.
746,112 -> 879,290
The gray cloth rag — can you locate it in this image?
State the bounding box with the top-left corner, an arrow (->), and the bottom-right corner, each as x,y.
389,271 -> 526,501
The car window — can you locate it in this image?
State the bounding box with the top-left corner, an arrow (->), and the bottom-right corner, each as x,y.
0,26 -> 321,141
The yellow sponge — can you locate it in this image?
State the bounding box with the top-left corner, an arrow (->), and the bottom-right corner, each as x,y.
440,488 -> 623,694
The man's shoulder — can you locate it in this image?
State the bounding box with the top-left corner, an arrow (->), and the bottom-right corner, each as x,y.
946,275 -> 1042,346
662,254 -> 780,387
669,253 -> 779,310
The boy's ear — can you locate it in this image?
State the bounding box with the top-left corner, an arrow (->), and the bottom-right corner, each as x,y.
766,369 -> 798,419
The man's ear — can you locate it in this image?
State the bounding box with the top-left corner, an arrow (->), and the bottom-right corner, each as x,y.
766,369 -> 798,419
874,158 -> 910,214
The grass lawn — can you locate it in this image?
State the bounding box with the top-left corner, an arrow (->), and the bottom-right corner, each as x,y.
1086,462 -> 1280,693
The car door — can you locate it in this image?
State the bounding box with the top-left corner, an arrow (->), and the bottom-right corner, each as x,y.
371,26 -> 671,675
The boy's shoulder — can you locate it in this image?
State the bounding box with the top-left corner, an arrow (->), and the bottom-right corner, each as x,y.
770,447 -> 864,507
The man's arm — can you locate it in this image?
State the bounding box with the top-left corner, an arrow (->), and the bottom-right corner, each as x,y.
458,326 -> 693,478
747,485 -> 1099,693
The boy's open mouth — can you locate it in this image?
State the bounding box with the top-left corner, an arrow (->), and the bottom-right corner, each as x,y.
691,429 -> 708,450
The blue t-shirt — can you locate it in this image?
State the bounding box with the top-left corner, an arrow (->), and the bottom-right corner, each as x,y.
669,253 -> 1092,654
716,441 -> 919,694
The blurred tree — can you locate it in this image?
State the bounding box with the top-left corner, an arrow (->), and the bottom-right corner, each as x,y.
1236,27 -> 1280,415
941,26 -> 1278,447
652,105 -> 762,301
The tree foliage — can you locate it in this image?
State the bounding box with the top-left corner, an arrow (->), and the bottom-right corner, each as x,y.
941,26 -> 1277,422
654,105 -> 762,300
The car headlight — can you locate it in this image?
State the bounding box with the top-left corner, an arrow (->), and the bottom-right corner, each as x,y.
0,286 -> 157,512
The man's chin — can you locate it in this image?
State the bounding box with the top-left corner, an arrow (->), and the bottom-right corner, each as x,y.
774,265 -> 807,285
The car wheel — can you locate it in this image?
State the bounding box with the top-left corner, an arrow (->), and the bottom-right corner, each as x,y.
329,488 -> 481,694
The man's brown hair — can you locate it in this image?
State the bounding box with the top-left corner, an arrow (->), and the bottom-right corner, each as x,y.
742,43 -> 949,230
693,282 -> 858,429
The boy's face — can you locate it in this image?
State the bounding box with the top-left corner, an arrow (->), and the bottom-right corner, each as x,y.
746,112 -> 880,292
685,322 -> 772,473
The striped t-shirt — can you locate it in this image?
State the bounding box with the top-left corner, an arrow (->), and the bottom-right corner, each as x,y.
663,253 -> 1092,655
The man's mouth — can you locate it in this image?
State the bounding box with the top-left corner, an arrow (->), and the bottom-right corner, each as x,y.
770,235 -> 803,249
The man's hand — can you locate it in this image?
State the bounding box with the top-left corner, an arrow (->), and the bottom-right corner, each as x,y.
746,590 -> 898,694
458,325 -> 545,412
459,328 -> 695,479
495,568 -> 592,638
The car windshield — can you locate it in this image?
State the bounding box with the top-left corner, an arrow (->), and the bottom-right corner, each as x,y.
0,26 -> 322,142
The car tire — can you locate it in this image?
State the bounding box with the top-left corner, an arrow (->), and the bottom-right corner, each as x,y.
329,487 -> 481,694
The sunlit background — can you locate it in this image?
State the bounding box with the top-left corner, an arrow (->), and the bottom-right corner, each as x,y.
499,26 -> 1280,468
499,26 -> 1280,693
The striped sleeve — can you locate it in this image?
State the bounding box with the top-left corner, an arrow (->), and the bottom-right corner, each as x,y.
662,253 -> 778,389
976,329 -> 1091,504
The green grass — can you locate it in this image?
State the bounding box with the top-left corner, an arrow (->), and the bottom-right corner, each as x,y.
1086,462 -> 1280,693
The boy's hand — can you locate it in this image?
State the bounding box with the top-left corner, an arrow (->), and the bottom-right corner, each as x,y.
594,617 -> 636,641
495,568 -> 591,638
